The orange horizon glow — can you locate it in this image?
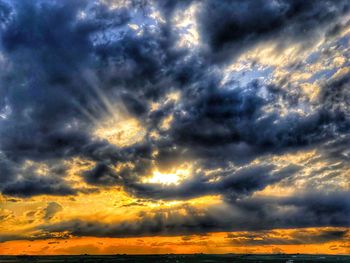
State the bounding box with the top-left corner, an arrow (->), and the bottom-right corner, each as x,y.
1,228 -> 349,255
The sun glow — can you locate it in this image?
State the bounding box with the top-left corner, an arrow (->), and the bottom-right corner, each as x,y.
147,170 -> 181,185
144,164 -> 192,185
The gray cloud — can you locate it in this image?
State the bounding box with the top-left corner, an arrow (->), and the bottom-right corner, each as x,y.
36,191 -> 350,239
43,202 -> 63,221
227,229 -> 349,246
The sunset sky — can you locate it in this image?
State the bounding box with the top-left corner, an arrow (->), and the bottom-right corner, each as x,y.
0,0 -> 350,255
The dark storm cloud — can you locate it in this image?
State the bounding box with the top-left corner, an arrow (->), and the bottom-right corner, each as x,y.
320,70 -> 350,115
197,0 -> 350,62
2,178 -> 75,198
0,156 -> 76,197
147,65 -> 349,191
219,191 -> 350,244
83,162 -> 123,185
227,229 -> 349,246
0,0 -> 349,239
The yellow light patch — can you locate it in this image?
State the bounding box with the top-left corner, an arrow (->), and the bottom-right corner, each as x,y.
150,91 -> 181,112
160,114 -> 173,130
173,3 -> 201,48
63,158 -> 96,189
236,41 -> 309,68
300,82 -> 320,102
166,91 -> 181,102
94,115 -> 146,147
331,66 -> 350,80
147,170 -> 182,185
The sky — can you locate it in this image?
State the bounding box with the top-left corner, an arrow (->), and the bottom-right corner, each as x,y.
0,0 -> 349,255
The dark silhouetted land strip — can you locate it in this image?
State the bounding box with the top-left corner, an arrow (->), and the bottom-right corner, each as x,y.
0,254 -> 349,263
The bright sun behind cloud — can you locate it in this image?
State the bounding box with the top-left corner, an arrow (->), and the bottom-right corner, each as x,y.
144,164 -> 192,185
146,170 -> 182,185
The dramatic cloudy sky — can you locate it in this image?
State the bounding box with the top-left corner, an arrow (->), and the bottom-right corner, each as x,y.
0,0 -> 349,255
